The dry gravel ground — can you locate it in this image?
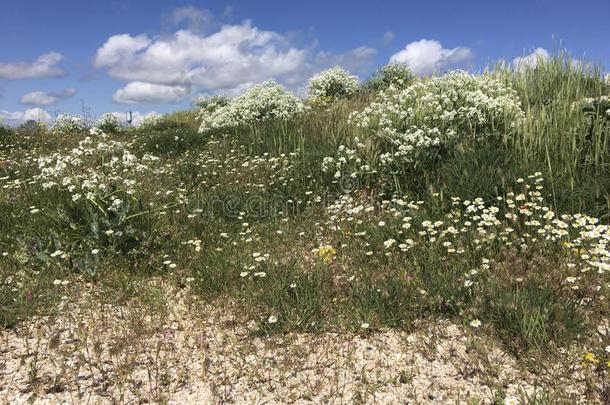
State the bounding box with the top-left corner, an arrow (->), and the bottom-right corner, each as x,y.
0,280 -> 594,404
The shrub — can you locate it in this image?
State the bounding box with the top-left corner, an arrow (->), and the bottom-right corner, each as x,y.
135,112 -> 164,129
363,62 -> 415,92
198,81 -> 304,133
50,114 -> 88,135
95,113 -> 123,133
325,71 -> 525,182
306,66 -> 360,106
579,96 -> 610,120
33,136 -> 162,273
196,94 -> 230,111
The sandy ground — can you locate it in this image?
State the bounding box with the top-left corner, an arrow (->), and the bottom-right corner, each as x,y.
0,283 -> 593,404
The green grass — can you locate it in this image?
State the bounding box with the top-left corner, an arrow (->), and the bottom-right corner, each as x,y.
1,54 -> 609,379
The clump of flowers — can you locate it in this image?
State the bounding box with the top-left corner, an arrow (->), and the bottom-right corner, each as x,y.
95,113 -> 123,133
582,352 -> 600,367
32,135 -> 162,271
363,62 -> 415,92
198,81 -> 304,133
136,112 -> 164,129
50,114 -> 89,135
578,95 -> 610,120
196,95 -> 231,131
314,244 -> 337,264
306,66 -> 360,106
196,94 -> 230,111
328,71 -> 525,180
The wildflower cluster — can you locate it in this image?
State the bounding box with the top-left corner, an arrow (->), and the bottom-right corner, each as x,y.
341,71 -> 525,173
320,173 -> 609,288
579,95 -> 610,120
29,133 -> 163,267
313,244 -> 337,264
306,66 -> 360,106
136,112 -> 164,128
50,114 -> 89,135
364,62 -> 415,92
95,113 -> 123,133
196,94 -> 230,111
198,81 -> 304,133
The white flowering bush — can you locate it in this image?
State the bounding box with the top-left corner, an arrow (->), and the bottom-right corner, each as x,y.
136,112 -> 164,129
196,94 -> 230,111
332,71 -> 525,177
579,96 -> 610,120
50,114 -> 89,135
95,113 -> 123,133
306,66 -> 360,106
33,135 -> 162,270
364,62 -> 415,92
196,95 -> 230,132
198,81 -> 304,133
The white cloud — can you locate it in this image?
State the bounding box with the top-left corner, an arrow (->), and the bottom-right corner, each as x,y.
20,91 -> 56,106
383,31 -> 395,46
511,48 -> 550,70
113,81 -> 190,104
94,24 -> 308,90
0,52 -> 65,79
20,88 -> 77,106
94,15 -> 376,102
0,108 -> 53,126
162,6 -> 214,33
389,39 -> 473,75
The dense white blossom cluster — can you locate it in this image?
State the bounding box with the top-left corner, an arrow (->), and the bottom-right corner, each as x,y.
306,66 -> 360,105
95,113 -> 123,133
50,114 -> 89,134
36,134 -> 159,216
579,95 -> 610,119
322,71 -> 526,179
196,94 -> 230,111
364,63 -> 415,92
136,112 -> 164,128
198,81 -> 304,133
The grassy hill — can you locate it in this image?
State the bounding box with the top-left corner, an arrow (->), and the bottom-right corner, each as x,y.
1,56 -> 609,403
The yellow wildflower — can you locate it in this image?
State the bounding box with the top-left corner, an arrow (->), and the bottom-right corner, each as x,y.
583,352 -> 599,365
317,245 -> 337,264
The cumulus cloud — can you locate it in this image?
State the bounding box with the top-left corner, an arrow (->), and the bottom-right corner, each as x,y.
162,6 -> 214,34
389,39 -> 473,75
94,24 -> 308,90
511,48 -> 550,70
0,52 -> 66,79
94,11 -> 376,103
113,81 -> 190,104
0,108 -> 53,126
20,88 -> 77,106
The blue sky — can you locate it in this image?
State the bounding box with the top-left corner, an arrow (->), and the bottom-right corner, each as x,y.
1,0 -> 609,125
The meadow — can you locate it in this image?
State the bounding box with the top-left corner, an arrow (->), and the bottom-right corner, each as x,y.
1,54 -> 609,403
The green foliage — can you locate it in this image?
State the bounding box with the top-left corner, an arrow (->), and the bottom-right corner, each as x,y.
481,284 -> 587,351
242,263 -> 332,333
1,52 -> 609,369
362,62 -> 415,93
138,127 -> 208,155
